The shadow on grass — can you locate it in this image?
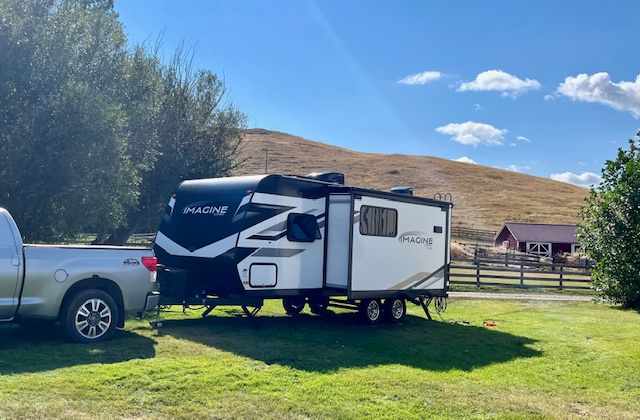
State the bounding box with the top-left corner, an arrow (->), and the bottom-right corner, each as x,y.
162,310 -> 541,372
0,323 -> 156,375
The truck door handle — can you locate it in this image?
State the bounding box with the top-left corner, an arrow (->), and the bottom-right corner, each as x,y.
123,258 -> 140,266
10,255 -> 20,267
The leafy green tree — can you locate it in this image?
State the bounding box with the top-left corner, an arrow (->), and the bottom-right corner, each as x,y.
0,0 -> 245,243
0,0 -> 137,241
99,50 -> 245,244
578,131 -> 640,308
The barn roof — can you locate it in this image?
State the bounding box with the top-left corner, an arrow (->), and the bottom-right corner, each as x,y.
501,223 -> 577,244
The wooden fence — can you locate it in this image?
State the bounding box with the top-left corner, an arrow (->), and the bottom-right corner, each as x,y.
451,227 -> 497,245
449,256 -> 592,291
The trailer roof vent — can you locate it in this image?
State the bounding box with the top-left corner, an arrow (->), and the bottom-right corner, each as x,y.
306,172 -> 345,185
390,186 -> 414,196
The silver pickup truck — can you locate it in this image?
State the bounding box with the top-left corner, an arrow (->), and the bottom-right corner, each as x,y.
0,208 -> 159,342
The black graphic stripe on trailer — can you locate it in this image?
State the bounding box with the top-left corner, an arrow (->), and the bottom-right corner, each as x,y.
247,213 -> 325,241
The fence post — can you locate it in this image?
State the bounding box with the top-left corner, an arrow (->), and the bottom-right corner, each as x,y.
505,252 -> 509,267
520,263 -> 524,288
559,265 -> 564,290
476,257 -> 481,288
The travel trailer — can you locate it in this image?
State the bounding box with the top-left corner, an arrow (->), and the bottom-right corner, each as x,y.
153,173 -> 452,323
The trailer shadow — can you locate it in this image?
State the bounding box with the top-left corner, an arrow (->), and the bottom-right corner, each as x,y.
0,323 -> 156,375
161,311 -> 541,373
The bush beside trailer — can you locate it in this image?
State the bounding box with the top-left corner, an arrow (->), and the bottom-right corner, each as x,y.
153,173 -> 452,323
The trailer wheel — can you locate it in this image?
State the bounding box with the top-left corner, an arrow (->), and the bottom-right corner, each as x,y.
282,297 -> 306,315
309,297 -> 329,315
359,299 -> 383,324
384,297 -> 406,322
62,289 -> 119,343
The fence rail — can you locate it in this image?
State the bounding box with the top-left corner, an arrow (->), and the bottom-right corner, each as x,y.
451,227 -> 496,244
449,256 -> 592,291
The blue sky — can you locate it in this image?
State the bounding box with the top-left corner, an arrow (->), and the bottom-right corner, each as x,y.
116,1 -> 640,187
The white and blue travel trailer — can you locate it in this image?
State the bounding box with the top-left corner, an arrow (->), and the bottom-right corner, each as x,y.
153,173 -> 452,323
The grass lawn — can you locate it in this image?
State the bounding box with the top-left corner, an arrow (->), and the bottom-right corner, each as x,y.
1,299 -> 638,419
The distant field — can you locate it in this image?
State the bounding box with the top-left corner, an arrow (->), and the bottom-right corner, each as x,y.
236,129 -> 588,231
1,300 -> 638,419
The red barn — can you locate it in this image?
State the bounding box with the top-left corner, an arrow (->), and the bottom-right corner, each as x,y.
494,223 -> 579,257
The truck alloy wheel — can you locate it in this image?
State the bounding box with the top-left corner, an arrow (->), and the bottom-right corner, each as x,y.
63,289 -> 119,343
75,298 -> 112,339
384,297 -> 406,322
359,299 -> 382,324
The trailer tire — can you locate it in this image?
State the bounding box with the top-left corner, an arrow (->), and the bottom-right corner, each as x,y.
62,289 -> 119,343
359,299 -> 383,324
282,297 -> 306,315
384,297 -> 406,322
309,297 -> 329,315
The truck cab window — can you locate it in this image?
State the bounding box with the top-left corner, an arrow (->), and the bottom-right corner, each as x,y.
287,213 -> 321,242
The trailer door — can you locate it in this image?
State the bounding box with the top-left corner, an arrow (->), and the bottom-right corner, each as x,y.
324,194 -> 352,289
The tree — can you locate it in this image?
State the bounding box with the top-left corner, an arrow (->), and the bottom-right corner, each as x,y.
0,0 -> 137,241
98,50 -> 245,244
0,0 -> 245,243
578,131 -> 640,308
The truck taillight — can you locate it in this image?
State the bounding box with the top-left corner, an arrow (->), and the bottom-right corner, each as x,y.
141,256 -> 158,272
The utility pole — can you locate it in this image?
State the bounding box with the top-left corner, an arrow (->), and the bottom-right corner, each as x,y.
264,149 -> 269,173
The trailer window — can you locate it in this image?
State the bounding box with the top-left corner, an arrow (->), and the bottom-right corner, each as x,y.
287,213 -> 321,242
360,206 -> 397,237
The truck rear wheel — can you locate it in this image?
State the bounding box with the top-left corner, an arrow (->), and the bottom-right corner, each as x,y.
359,299 -> 383,324
282,297 -> 306,315
62,289 -> 120,343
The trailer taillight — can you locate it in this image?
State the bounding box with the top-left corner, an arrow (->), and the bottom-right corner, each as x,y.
141,256 -> 158,272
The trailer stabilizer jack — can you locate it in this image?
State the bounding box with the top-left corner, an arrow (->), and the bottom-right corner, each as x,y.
202,305 -> 216,318
420,297 -> 434,320
241,305 -> 262,318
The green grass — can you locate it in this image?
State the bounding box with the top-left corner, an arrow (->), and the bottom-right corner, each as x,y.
1,300 -> 638,419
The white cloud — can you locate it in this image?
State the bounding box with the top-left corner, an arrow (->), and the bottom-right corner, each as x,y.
557,72 -> 640,118
516,135 -> 531,143
544,94 -> 555,101
398,70 -> 443,85
473,103 -> 482,111
550,171 -> 602,188
454,156 -> 477,164
458,70 -> 541,97
435,121 -> 507,146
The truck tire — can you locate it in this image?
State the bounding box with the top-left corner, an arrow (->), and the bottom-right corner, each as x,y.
282,297 -> 306,315
359,299 -> 383,324
62,289 -> 120,343
384,297 -> 406,322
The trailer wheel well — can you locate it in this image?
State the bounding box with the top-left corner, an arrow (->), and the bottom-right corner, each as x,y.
59,277 -> 125,328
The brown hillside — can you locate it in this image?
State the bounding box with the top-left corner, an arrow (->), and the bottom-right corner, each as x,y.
236,129 -> 588,231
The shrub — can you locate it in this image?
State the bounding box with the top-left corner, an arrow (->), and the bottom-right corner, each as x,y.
578,132 -> 640,308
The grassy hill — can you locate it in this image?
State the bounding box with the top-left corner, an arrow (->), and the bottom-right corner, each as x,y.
236,129 -> 588,231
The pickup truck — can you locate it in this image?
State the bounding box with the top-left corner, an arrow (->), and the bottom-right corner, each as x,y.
0,208 -> 159,342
